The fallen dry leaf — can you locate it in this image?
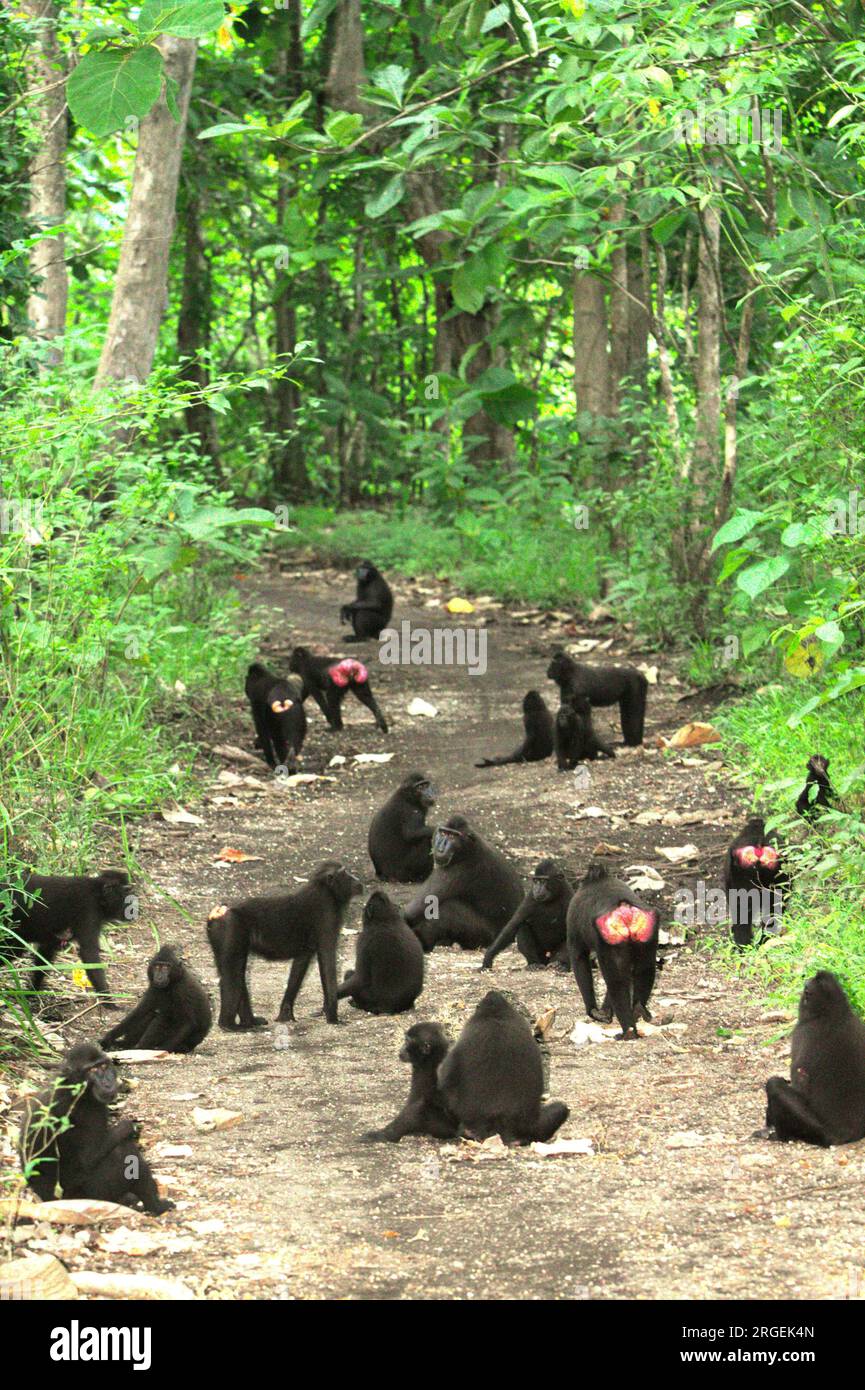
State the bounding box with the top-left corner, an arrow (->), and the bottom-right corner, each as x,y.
0,1198 -> 132,1227
214,846 -> 264,864
161,805 -> 203,826
445,597 -> 475,613
655,844 -> 700,864
657,721 -> 722,750
531,1138 -> 595,1157
192,1107 -> 244,1133
407,697 -> 438,717
212,744 -> 260,765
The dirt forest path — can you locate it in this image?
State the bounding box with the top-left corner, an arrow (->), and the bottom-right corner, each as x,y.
61,565 -> 865,1300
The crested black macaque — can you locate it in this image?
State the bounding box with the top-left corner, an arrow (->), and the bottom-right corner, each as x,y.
100,945 -> 212,1053
244,662 -> 307,772
288,647 -> 388,733
554,693 -> 615,770
796,754 -> 835,820
338,890 -> 425,1014
4,871 -> 132,1002
361,1023 -> 457,1143
206,861 -> 362,1029
547,649 -> 648,746
340,559 -> 394,641
404,815 -> 523,952
19,1042 -> 172,1213
475,690 -> 554,768
368,772 -> 435,882
482,859 -> 575,971
438,991 -> 569,1144
566,862 -> 659,1040
723,815 -> 789,947
764,971 -> 865,1147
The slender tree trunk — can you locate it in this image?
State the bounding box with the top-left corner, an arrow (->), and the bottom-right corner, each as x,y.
691,199 -> 722,513
625,247 -> 649,395
176,185 -> 221,471
95,37 -> 197,387
572,270 -> 610,418
270,0 -> 305,499
607,201 -> 628,416
21,0 -> 67,361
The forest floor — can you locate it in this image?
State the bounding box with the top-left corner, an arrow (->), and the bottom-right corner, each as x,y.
5,562 -> 865,1302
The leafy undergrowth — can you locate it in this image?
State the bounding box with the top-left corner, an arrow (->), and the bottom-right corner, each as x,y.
0,360 -> 273,1054
714,683 -> 865,1013
284,504 -> 603,610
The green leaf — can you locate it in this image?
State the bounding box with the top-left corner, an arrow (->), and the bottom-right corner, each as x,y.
137,0 -> 224,39
198,121 -> 267,139
364,174 -> 406,220
814,620 -> 844,645
301,0 -> 339,37
369,65 -> 410,109
827,103 -> 858,129
735,555 -> 791,599
481,382 -> 538,425
67,46 -> 164,138
507,0 -> 539,55
710,508 -> 765,552
324,110 -> 363,145
465,0 -> 488,39
781,521 -> 813,548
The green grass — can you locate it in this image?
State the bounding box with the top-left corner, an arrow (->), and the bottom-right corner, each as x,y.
713,682 -> 865,1013
284,504 -> 604,609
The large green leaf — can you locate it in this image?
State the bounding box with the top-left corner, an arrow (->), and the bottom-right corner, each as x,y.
735,555 -> 791,599
67,46 -> 164,137
481,382 -> 538,425
137,0 -> 225,39
364,174 -> 406,220
710,508 -> 766,552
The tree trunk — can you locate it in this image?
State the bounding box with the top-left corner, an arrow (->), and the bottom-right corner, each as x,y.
572,270 -> 610,418
269,1 -> 305,498
607,201 -> 628,416
691,198 -> 722,514
176,185 -> 221,471
95,37 -> 197,387
21,0 -> 67,361
625,247 -> 649,395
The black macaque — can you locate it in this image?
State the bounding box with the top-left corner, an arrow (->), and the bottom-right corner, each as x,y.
723,815 -> 789,947
404,815 -> 523,952
475,690 -> 554,768
764,971 -> 865,1147
367,772 -> 435,882
19,1042 -> 172,1213
206,861 -> 362,1029
339,559 -> 394,641
796,754 -> 835,820
547,649 -> 648,746
338,891 -> 425,1014
244,662 -> 307,772
3,871 -> 132,1002
554,693 -> 615,770
288,647 -> 388,733
437,991 -> 569,1144
482,859 -> 575,971
100,945 -> 212,1053
361,1023 -> 457,1143
566,862 -> 659,1040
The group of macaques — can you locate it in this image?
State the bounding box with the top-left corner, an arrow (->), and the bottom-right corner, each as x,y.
9,561 -> 861,1218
